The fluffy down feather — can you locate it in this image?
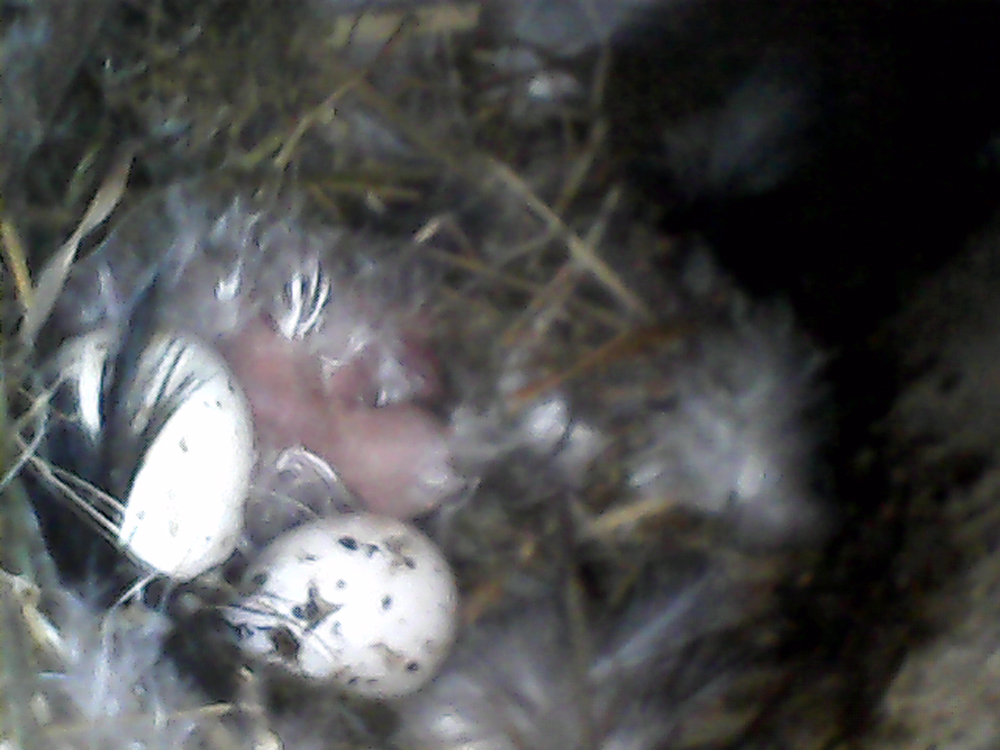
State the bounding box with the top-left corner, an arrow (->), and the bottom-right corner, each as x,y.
397,571 -> 775,750
33,594 -> 228,750
625,304 -> 827,542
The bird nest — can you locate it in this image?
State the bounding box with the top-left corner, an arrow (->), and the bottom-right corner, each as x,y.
0,2 -> 952,749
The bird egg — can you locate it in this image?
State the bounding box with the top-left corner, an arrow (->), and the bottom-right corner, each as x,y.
223,514 -> 459,699
57,329 -> 255,580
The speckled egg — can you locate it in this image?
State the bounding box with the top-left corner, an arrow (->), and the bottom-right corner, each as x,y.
222,514 -> 459,699
56,329 -> 254,580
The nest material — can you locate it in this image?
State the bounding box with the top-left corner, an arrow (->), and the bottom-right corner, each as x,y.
0,2 -> 997,750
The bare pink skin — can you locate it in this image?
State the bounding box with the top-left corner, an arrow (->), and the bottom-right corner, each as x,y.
219,319 -> 459,518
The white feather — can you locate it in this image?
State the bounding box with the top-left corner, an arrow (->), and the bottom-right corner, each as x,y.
36,594 -> 232,750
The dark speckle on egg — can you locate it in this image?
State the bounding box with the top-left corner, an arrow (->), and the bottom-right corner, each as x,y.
338,536 -> 358,551
269,626 -> 301,661
305,599 -> 320,620
299,583 -> 342,628
406,661 -> 419,672
251,571 -> 268,587
381,595 -> 392,611
383,536 -> 420,571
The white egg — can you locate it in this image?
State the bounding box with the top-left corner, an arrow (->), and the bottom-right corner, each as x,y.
222,514 -> 459,699
56,329 -> 255,580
